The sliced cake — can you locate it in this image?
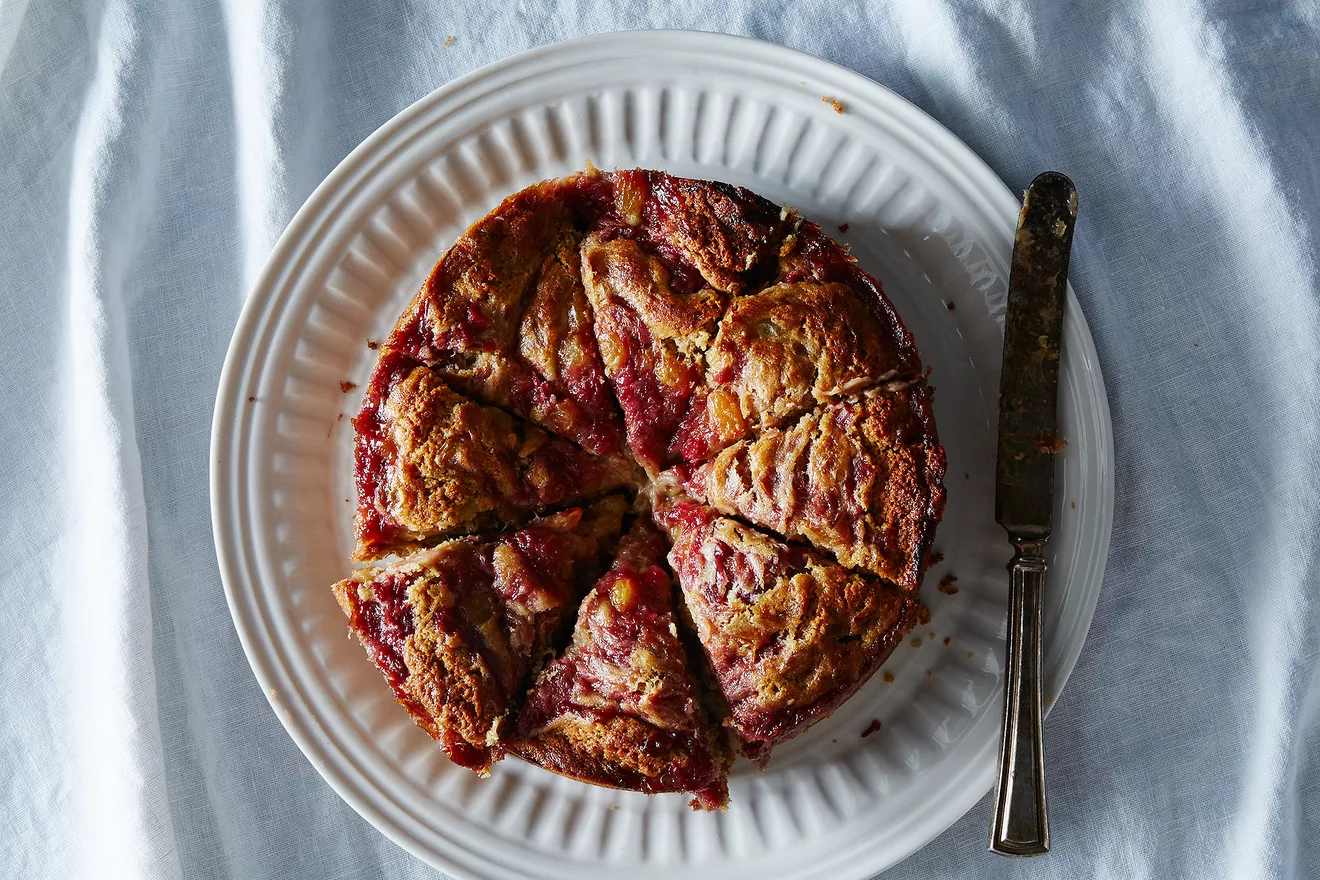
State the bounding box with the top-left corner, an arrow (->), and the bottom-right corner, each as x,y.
581,233 -> 731,473
510,519 -> 730,810
384,178 -> 625,455
332,499 -> 625,774
671,383 -> 946,589
352,356 -> 638,560
652,495 -> 926,765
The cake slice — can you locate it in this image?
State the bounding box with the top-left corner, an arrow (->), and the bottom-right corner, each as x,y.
774,217 -> 922,381
581,233 -> 730,474
593,168 -> 791,295
352,357 -> 639,560
332,499 -> 626,775
652,495 -> 925,765
384,178 -> 625,455
510,520 -> 730,810
670,383 -> 945,589
582,221 -> 924,471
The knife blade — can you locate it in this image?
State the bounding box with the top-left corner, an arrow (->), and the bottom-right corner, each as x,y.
990,171 -> 1077,857
996,172 -> 1078,536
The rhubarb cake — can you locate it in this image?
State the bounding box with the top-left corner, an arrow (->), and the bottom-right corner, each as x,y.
334,167 -> 946,808
332,498 -> 625,774
652,495 -> 926,765
509,520 -> 730,809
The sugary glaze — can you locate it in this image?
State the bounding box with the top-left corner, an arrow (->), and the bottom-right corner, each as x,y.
337,168 -> 945,807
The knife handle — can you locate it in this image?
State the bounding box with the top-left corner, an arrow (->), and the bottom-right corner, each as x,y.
991,537 -> 1049,856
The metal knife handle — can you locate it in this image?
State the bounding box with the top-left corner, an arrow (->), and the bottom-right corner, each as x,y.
991,537 -> 1049,856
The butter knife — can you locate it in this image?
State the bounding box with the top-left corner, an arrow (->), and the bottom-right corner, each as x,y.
990,171 -> 1078,856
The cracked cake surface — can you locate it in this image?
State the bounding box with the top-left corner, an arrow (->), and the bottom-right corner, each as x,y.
336,168 -> 946,807
332,499 -> 625,775
670,383 -> 947,589
352,354 -> 637,561
510,519 -> 730,810
652,496 -> 926,765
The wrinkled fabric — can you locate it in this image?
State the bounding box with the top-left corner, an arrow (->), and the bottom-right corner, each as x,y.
1,2 -> 1317,878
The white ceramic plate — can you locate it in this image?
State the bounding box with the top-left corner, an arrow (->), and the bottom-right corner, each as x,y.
211,30 -> 1113,880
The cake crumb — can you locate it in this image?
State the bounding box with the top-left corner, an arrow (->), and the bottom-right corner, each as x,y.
967,651 -> 974,658
861,719 -> 882,737
943,637 -> 951,645
910,638 -> 923,647
1071,501 -> 1077,509
925,669 -> 933,678
822,96 -> 845,115
1046,694 -> 1055,704
247,396 -> 255,403
1193,343 -> 1199,348
927,550 -> 944,567
367,340 -> 379,350
832,739 -> 837,743
444,35 -> 456,47
928,631 -> 936,640
340,380 -> 358,393
883,671 -> 894,683
937,574 -> 959,595
1035,431 -> 1068,454
946,302 -> 956,311
838,223 -> 850,233
964,472 -> 970,479
337,413 -> 344,421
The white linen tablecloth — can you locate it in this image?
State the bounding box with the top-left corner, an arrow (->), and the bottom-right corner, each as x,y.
2,1 -> 1317,877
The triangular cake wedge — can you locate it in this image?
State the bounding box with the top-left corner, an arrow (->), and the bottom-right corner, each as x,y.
352,356 -> 639,560
332,499 -> 625,775
383,177 -> 625,455
674,280 -> 920,460
670,383 -> 945,589
652,495 -> 926,765
581,176 -> 921,471
581,233 -> 731,474
510,520 -> 730,811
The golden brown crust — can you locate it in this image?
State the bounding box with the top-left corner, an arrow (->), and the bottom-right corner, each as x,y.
707,281 -> 906,427
352,364 -> 637,560
775,219 -> 923,379
344,168 -> 945,796
581,235 -> 729,473
652,497 -> 924,763
673,383 -> 947,588
638,169 -> 788,293
509,714 -> 729,811
385,177 -> 625,455
580,215 -> 927,470
333,503 -> 624,774
509,521 -> 730,808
